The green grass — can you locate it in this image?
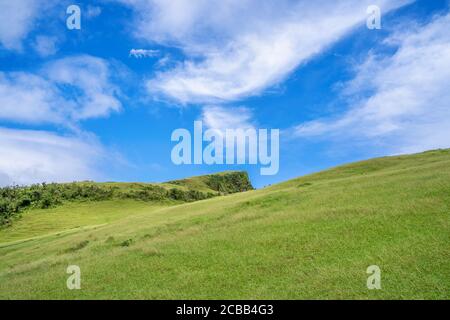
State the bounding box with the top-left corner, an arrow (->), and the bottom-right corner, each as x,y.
0,149 -> 449,299
0,200 -> 169,245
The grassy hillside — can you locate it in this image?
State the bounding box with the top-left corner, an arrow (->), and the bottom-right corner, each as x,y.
0,171 -> 253,227
0,150 -> 449,299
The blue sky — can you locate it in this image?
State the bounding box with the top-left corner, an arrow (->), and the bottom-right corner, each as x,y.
0,0 -> 449,188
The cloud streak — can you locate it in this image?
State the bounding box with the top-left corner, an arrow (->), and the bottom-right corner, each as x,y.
121,0 -> 413,104
294,12 -> 450,154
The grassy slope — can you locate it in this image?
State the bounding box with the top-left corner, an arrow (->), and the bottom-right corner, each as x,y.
0,150 -> 449,299
0,201 -> 167,244
0,171 -> 252,235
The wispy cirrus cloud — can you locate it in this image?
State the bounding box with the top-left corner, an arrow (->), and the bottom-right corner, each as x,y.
293,12 -> 450,154
120,0 -> 413,104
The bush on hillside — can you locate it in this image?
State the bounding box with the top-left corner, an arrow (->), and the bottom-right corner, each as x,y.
204,172 -> 254,194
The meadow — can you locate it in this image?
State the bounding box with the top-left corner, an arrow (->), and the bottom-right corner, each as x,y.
0,171 -> 253,227
0,150 -> 449,299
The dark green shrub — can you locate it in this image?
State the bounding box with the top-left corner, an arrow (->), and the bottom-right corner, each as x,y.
120,239 -> 133,247
204,172 -> 253,194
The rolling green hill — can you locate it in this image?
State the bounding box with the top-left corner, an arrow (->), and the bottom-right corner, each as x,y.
0,150 -> 449,299
0,171 -> 253,229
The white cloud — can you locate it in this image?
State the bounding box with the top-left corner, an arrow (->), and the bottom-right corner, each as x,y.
33,35 -> 58,57
201,105 -> 255,131
0,54 -> 128,185
0,0 -> 39,50
0,0 -> 55,51
120,0 -> 413,104
86,5 -> 102,18
0,127 -> 104,186
45,55 -> 122,120
155,55 -> 171,68
294,13 -> 450,154
0,55 -> 122,124
129,49 -> 159,58
0,71 -> 64,124
0,53 -> 125,185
